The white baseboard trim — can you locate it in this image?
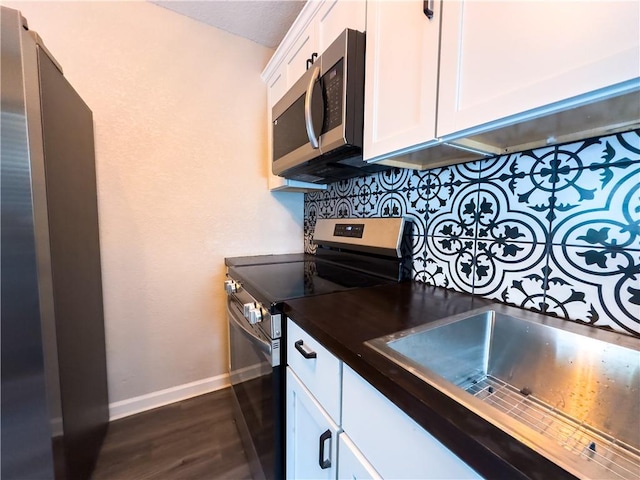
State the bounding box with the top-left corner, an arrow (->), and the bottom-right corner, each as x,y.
109,373 -> 230,421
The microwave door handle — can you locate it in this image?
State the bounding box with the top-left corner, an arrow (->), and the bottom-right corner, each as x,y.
304,66 -> 321,149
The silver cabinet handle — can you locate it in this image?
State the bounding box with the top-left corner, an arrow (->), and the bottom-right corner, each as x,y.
304,66 -> 321,149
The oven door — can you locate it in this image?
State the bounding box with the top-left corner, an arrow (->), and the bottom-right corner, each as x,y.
227,295 -> 283,480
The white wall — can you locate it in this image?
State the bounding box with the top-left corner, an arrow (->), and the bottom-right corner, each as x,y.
4,1 -> 303,409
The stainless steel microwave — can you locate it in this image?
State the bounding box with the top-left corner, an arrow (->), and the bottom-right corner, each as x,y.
272,29 -> 389,184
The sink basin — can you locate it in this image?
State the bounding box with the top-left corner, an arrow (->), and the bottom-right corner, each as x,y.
366,305 -> 640,479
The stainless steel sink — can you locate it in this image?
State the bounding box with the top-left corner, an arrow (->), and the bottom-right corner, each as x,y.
366,305 -> 640,479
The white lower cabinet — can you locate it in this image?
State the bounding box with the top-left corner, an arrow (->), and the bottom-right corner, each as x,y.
337,432 -> 382,480
342,364 -> 481,480
286,320 -> 482,479
286,367 -> 340,480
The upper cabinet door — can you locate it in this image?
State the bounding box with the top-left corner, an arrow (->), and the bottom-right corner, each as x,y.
267,68 -> 287,109
363,0 -> 441,162
316,0 -> 366,52
437,0 -> 640,138
285,23 -> 318,88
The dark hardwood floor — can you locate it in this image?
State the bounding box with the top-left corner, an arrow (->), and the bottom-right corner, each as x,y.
91,388 -> 252,480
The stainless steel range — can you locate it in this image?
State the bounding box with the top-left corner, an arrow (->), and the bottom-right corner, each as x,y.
224,218 -> 409,480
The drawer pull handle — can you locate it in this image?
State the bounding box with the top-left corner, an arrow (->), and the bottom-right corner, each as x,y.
294,340 -> 317,359
318,429 -> 332,469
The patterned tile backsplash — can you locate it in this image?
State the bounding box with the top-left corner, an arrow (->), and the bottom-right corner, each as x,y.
304,130 -> 640,337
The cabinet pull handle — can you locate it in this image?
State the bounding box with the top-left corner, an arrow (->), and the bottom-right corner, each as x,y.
294,340 -> 317,359
305,53 -> 318,71
423,0 -> 434,19
304,66 -> 321,149
318,429 -> 332,469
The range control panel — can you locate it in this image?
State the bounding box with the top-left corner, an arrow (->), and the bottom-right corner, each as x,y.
334,223 -> 365,238
314,217 -> 406,258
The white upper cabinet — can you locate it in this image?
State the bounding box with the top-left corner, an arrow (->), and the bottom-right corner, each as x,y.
364,0 -> 640,168
285,24 -> 318,89
267,69 -> 287,120
262,0 -> 365,192
437,0 -> 640,140
316,0 -> 366,53
363,0 -> 441,162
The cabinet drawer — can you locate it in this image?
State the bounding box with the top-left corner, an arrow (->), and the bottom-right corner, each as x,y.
287,318 -> 341,423
342,364 -> 481,479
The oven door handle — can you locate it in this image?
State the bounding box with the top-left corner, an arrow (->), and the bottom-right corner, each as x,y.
227,300 -> 272,357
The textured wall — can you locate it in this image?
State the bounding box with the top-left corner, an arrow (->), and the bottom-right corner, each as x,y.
6,1 -> 303,403
305,131 -> 640,337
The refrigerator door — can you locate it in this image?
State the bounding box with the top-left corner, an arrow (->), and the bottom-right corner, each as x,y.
38,46 -> 109,480
1,7 -> 56,479
1,6 -> 109,479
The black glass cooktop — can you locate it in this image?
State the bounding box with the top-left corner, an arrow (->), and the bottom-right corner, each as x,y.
228,259 -> 397,308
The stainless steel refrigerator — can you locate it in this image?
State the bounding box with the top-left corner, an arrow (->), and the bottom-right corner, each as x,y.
1,7 -> 109,479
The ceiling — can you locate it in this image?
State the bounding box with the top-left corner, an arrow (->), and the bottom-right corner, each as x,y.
150,1 -> 306,49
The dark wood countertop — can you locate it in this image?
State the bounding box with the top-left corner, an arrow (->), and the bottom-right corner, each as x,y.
284,281 -> 577,480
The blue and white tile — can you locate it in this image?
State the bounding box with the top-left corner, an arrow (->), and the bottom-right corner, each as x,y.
402,174 -> 429,247
552,131 -> 639,171
473,241 -> 547,300
316,190 -> 336,219
486,145 -> 559,181
478,152 -> 527,181
480,152 -> 557,224
429,161 -> 480,190
496,265 -> 549,314
334,197 -> 354,218
551,164 -> 640,250
403,172 -> 433,232
304,196 -> 318,220
548,136 -> 604,171
351,175 -> 385,215
403,184 -> 429,221
376,191 -> 403,218
400,169 -> 430,197
426,182 -> 479,239
305,190 -> 323,202
446,157 -> 483,183
595,131 -> 640,169
377,167 -> 409,192
333,177 -> 356,199
547,245 -> 640,335
475,183 -> 549,244
425,235 -> 475,294
412,251 -> 452,288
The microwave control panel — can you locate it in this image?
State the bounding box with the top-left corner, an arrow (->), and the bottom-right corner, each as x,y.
322,58 -> 344,134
